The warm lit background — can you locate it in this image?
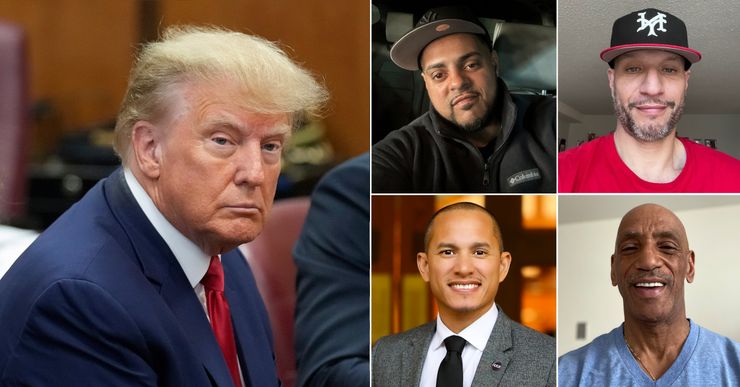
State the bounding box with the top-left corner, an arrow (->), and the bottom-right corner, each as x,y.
371,195 -> 556,344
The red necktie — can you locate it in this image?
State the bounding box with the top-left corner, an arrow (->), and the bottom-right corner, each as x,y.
202,256 -> 241,387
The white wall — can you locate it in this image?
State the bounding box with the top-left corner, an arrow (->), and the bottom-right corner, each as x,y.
560,113 -> 740,159
558,197 -> 740,356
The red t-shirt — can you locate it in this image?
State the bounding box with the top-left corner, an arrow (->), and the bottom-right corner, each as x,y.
558,133 -> 740,192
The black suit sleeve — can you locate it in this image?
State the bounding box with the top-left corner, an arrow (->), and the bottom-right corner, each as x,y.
293,153 -> 370,387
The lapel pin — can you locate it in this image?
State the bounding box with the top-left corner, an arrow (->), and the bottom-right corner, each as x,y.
491,361 -> 502,371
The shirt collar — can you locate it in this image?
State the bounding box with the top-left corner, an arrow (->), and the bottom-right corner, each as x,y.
123,168 -> 211,288
432,303 -> 499,352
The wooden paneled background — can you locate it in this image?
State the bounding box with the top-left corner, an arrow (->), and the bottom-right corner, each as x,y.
0,0 -> 369,160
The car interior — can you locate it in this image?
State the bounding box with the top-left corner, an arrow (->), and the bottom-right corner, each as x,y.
372,0 -> 556,144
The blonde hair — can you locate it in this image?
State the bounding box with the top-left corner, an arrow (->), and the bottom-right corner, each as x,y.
114,25 -> 329,163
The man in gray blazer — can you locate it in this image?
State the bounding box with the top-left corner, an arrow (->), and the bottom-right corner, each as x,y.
372,202 -> 555,387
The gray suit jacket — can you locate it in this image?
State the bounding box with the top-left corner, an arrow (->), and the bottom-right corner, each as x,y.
372,307 -> 555,386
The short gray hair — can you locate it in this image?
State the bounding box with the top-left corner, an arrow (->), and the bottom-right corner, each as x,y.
114,25 -> 329,163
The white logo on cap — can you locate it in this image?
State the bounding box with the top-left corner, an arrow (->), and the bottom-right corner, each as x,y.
636,11 -> 667,37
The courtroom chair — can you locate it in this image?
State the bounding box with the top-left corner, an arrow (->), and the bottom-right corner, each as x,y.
239,196 -> 311,387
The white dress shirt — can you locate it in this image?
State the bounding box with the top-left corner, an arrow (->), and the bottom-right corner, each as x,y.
124,169 -> 212,314
124,169 -> 245,386
418,303 -> 499,387
0,225 -> 37,279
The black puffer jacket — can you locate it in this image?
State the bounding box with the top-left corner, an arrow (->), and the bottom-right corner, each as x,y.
372,82 -> 556,193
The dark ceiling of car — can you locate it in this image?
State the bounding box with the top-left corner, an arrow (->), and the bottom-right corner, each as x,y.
372,0 -> 555,26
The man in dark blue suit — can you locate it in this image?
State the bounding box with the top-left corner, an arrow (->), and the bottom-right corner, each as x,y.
293,153 -> 370,386
0,26 -> 327,386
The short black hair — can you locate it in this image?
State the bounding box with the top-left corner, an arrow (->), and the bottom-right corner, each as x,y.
423,202 -> 503,252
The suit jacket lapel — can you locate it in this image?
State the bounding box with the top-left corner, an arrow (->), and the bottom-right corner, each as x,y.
104,169 -> 237,387
160,266 -> 237,387
223,249 -> 277,387
402,322 -> 435,386
471,306 -> 513,386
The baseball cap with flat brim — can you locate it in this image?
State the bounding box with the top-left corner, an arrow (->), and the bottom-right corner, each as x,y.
600,8 -> 701,67
390,6 -> 491,71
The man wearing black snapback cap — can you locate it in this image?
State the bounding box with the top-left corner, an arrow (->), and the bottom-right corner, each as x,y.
559,8 -> 740,193
372,6 -> 555,193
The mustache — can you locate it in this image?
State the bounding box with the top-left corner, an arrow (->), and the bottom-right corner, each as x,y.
627,269 -> 672,284
449,86 -> 476,107
628,99 -> 676,109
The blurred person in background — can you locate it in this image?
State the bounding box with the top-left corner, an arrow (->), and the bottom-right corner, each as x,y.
293,153 -> 370,386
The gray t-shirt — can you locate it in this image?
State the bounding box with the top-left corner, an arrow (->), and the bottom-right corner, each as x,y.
558,320 -> 740,386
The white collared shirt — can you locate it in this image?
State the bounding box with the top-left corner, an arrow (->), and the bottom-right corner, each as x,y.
124,169 -> 245,386
418,303 -> 499,387
123,169 -> 212,316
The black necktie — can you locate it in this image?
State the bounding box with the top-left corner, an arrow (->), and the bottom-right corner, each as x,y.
437,335 -> 466,387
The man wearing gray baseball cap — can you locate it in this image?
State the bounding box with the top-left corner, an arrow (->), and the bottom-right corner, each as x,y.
372,6 -> 555,193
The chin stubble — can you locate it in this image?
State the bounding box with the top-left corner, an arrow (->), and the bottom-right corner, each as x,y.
612,89 -> 686,142
449,92 -> 496,134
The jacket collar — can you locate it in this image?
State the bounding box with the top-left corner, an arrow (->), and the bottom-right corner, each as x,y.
122,168 -> 209,288
402,306 -> 516,386
400,305 -> 517,386
223,252 -> 278,387
471,305 -> 514,386
103,168 -> 242,387
401,322 -> 436,386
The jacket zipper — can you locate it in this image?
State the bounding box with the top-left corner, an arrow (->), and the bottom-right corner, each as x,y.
483,162 -> 490,186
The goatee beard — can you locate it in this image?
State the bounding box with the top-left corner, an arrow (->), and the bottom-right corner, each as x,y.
612,90 -> 685,142
449,92 -> 500,134
454,115 -> 487,133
